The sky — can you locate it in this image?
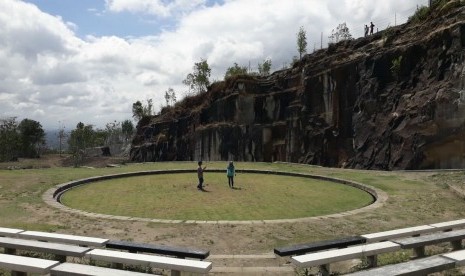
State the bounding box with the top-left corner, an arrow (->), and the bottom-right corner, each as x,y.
0,0 -> 428,130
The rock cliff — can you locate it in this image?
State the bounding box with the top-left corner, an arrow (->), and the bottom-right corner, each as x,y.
131,3 -> 465,170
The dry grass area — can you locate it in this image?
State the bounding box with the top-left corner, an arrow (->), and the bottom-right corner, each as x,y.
1,155 -> 465,274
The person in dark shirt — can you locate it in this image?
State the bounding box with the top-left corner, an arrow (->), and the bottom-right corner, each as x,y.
197,161 -> 207,190
226,161 -> 236,188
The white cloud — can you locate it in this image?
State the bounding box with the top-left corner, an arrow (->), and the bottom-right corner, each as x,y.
105,0 -> 206,17
1,0 -> 428,129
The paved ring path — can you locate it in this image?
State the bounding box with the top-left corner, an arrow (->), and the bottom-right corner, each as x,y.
43,169 -> 388,224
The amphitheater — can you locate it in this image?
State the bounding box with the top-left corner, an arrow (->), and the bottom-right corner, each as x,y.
2,160 -> 465,275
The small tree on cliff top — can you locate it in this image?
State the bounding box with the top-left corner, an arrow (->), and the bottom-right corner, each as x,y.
258,59 -> 272,76
297,26 -> 307,59
224,62 -> 248,79
132,99 -> 153,121
328,22 -> 353,44
164,87 -> 177,107
183,59 -> 211,94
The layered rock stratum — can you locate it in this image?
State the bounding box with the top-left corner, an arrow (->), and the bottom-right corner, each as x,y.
131,3 -> 465,170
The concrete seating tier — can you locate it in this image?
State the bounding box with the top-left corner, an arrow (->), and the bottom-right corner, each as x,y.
288,219 -> 465,275
50,263 -> 162,276
106,239 -> 210,259
0,227 -> 24,237
430,219 -> 465,232
274,236 -> 366,257
344,255 -> 456,276
345,249 -> 465,275
291,241 -> 400,275
0,237 -> 92,262
393,228 -> 465,257
0,227 -> 210,276
87,248 -> 212,276
18,231 -> 108,247
360,225 -> 436,243
0,253 -> 59,276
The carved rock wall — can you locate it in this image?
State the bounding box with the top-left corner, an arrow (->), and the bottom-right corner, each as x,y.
131,7 -> 465,170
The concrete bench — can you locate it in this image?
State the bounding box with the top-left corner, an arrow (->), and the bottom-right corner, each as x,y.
291,241 -> 401,276
50,262 -> 161,276
430,219 -> 465,232
86,248 -> 212,276
344,255 -> 456,276
274,236 -> 366,257
106,240 -> 210,259
443,248 -> 465,265
0,237 -> 92,262
0,227 -> 24,237
19,231 -> 109,247
393,228 -> 465,257
0,253 -> 59,276
361,225 -> 436,243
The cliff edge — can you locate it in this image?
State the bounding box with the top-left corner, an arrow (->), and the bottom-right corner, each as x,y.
131,2 -> 465,170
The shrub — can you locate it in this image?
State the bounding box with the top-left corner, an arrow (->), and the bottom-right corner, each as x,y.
390,56 -> 403,79
382,26 -> 396,46
408,5 -> 430,24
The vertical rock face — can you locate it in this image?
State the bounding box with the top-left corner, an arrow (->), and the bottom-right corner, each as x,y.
131,5 -> 465,170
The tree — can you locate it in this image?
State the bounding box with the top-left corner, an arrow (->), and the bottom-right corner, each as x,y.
258,59 -> 272,76
183,58 -> 211,94
297,26 -> 307,60
18,118 -> 45,158
143,99 -> 153,116
132,101 -> 144,121
68,122 -> 96,167
224,63 -> 248,79
164,87 -> 177,107
104,120 -> 122,146
0,117 -> 19,162
132,99 -> 153,121
122,119 -> 134,142
329,22 -> 353,44
57,122 -> 67,156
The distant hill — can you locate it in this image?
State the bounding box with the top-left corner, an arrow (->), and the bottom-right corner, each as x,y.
45,130 -> 69,151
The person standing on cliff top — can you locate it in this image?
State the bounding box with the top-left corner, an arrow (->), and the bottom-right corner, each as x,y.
364,24 -> 369,37
370,21 -> 375,35
197,161 -> 207,190
226,161 -> 236,188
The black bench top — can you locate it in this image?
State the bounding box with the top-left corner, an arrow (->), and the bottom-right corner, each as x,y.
274,236 -> 366,257
105,240 -> 210,259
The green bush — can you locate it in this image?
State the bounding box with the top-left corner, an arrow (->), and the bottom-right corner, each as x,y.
390,56 -> 403,78
408,6 -> 430,24
382,26 -> 395,46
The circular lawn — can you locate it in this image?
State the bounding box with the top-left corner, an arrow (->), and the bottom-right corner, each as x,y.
59,172 -> 374,221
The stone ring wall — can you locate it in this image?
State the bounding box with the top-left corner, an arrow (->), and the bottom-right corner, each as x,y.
43,169 -> 388,224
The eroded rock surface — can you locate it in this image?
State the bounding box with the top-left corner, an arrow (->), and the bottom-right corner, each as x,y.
131,5 -> 465,170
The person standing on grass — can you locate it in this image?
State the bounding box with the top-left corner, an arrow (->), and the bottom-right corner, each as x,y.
226,161 -> 236,188
197,161 -> 207,190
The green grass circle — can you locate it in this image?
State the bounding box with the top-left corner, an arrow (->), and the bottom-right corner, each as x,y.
60,172 -> 374,221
